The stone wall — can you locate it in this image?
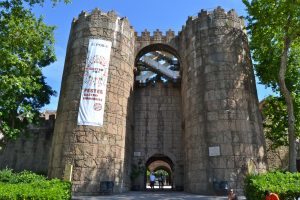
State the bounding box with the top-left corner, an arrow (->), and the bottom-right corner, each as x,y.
265,140 -> 288,170
46,6 -> 267,195
0,111 -> 55,174
134,29 -> 179,58
178,7 -> 267,194
47,9 -> 135,194
132,82 -> 183,189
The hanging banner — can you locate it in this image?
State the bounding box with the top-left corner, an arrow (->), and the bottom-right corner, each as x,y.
77,39 -> 112,126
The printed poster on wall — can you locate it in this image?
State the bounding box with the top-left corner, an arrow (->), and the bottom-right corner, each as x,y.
77,39 -> 112,126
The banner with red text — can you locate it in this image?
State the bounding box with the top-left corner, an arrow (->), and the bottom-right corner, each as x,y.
77,39 -> 112,126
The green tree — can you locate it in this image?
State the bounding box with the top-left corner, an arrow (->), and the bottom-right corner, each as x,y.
243,0 -> 300,171
0,0 -> 70,145
261,96 -> 300,150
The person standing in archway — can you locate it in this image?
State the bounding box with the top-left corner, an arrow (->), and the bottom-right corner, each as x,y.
158,174 -> 164,189
158,175 -> 162,189
149,172 -> 156,189
161,175 -> 165,189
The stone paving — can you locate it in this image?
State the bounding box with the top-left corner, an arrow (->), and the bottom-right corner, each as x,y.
72,191 -> 246,200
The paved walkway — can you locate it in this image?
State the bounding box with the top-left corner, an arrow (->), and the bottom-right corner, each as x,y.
73,191 -> 246,200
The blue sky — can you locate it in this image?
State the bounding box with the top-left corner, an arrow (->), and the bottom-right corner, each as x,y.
32,0 -> 274,110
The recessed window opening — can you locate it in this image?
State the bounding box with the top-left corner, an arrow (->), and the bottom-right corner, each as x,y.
135,50 -> 180,86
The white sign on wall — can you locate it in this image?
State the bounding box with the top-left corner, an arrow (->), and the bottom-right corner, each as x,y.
77,39 -> 112,126
134,152 -> 141,157
209,146 -> 220,157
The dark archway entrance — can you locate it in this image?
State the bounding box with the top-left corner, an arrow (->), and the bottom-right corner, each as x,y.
145,154 -> 174,190
131,42 -> 184,191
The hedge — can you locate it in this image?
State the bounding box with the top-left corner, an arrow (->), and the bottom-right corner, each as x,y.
0,169 -> 71,200
244,171 -> 300,200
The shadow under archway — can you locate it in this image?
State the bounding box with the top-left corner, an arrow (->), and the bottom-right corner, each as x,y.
145,154 -> 175,190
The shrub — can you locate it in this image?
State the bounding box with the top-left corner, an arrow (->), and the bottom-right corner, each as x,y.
0,168 -> 14,183
0,169 -> 46,184
0,169 -> 71,200
244,171 -> 300,200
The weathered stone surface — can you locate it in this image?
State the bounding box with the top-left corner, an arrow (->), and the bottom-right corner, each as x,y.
46,7 -> 266,196
48,9 -> 135,195
0,112 -> 56,174
178,7 -> 267,194
132,82 -> 183,188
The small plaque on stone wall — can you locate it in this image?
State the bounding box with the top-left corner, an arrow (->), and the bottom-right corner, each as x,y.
134,152 -> 141,157
63,163 -> 73,181
209,146 -> 220,157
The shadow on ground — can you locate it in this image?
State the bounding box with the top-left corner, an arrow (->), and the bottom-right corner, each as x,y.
72,191 -> 246,200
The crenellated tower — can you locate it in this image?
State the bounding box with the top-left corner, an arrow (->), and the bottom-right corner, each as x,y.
178,6 -> 266,194
48,8 -> 136,194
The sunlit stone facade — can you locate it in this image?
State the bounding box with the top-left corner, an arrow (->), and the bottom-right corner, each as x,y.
48,7 -> 267,195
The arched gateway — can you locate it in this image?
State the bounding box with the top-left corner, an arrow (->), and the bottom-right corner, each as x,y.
48,7 -> 267,195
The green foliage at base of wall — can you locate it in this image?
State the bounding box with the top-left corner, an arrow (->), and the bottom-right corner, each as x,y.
0,169 -> 71,200
244,171 -> 300,200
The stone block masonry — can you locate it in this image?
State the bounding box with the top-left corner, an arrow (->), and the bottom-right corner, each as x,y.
178,7 -> 266,194
0,111 -> 56,174
48,9 -> 135,194
47,6 -> 267,195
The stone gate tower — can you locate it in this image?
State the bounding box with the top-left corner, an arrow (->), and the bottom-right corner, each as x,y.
48,6 -> 267,195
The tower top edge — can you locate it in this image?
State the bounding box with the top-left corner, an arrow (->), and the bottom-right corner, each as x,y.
183,6 -> 245,30
197,6 -> 242,19
71,6 -> 245,34
72,8 -> 132,26
134,29 -> 177,37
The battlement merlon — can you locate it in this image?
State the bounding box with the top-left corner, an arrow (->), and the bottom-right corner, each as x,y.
135,29 -> 177,42
26,111 -> 56,129
40,111 -> 56,121
183,6 -> 245,31
72,8 -> 129,24
71,8 -> 135,37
